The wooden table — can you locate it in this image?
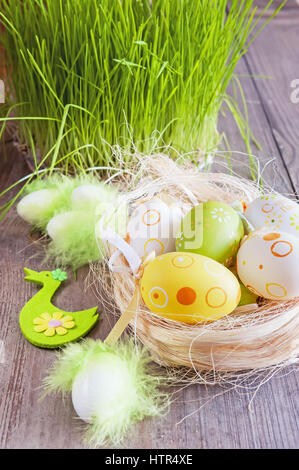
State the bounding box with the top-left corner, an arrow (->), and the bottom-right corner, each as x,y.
0,5 -> 298,449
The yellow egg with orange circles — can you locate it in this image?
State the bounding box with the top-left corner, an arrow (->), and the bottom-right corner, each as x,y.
140,252 -> 241,323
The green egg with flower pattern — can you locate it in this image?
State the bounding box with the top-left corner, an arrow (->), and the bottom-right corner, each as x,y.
176,201 -> 244,266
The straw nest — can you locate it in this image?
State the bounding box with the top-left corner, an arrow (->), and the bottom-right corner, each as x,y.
94,154 -> 299,379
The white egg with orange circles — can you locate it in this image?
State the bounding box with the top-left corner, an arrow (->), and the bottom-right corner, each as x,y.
237,229 -> 299,300
127,199 -> 183,258
245,195 -> 299,237
140,252 -> 241,323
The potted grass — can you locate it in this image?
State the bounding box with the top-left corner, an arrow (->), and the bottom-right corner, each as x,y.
0,1 -> 284,169
0,0 -> 285,223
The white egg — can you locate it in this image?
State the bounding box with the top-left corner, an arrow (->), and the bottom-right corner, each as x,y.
245,195 -> 299,237
47,211 -> 83,242
237,228 -> 299,300
17,189 -> 59,225
127,199 -> 183,258
72,353 -> 137,422
71,184 -> 115,209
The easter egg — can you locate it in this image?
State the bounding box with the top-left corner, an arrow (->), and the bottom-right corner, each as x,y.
176,201 -> 244,266
47,211 -> 83,242
71,184 -> 117,210
238,284 -> 259,306
127,199 -> 183,258
17,189 -> 59,225
230,267 -> 258,306
140,252 -> 241,323
72,353 -> 136,422
245,195 -> 299,237
237,229 -> 299,300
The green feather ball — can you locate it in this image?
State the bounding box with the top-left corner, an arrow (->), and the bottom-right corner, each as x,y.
18,175 -> 81,230
43,339 -> 170,447
17,174 -> 127,269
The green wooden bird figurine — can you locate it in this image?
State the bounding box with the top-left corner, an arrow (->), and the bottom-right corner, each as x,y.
20,268 -> 99,348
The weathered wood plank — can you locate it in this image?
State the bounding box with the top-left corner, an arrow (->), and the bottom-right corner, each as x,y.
0,145 -> 107,449
244,13 -> 299,194
218,58 -> 295,197
0,137 -> 298,450
0,10 -> 298,449
218,2 -> 299,196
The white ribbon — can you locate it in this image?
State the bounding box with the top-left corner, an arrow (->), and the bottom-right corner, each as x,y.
101,227 -> 142,275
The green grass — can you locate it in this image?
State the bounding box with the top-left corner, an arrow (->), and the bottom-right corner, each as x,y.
0,0 -> 283,172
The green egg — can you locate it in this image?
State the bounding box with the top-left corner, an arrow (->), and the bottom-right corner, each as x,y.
238,284 -> 259,306
176,201 -> 244,266
230,267 -> 258,306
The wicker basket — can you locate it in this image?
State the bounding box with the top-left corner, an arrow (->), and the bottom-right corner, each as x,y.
97,155 -> 299,378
